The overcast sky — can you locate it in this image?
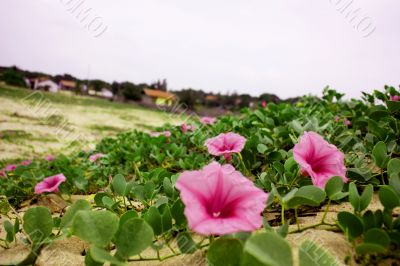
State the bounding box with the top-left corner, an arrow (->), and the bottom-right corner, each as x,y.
0,0 -> 398,99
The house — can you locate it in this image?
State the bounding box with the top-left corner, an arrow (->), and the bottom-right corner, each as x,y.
28,77 -> 59,92
35,79 -> 59,93
59,80 -> 76,90
101,88 -> 113,99
143,89 -> 176,106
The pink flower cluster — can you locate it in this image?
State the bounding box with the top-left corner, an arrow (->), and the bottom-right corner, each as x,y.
176,162 -> 268,235
35,173 -> 66,194
181,123 -> 196,133
205,132 -> 246,161
293,131 -> 348,188
200,116 -> 217,125
334,116 -> 351,126
390,95 -> 399,101
89,153 -> 105,162
149,131 -> 171,138
0,160 -> 32,177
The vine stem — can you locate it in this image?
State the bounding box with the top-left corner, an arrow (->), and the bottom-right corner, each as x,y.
321,199 -> 331,224
238,153 -> 250,177
294,208 -> 300,230
281,206 -> 285,225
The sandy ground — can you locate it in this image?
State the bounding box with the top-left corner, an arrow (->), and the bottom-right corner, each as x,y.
0,88 -> 183,160
1,194 -> 398,266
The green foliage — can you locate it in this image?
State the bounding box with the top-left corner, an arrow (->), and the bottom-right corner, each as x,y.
242,232 -> 293,266
207,238 -> 243,266
72,210 -> 119,248
325,176 -> 348,201
23,206 -> 54,245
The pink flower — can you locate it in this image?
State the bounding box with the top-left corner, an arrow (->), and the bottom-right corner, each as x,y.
390,95 -> 399,101
181,123 -> 196,133
0,169 -> 5,178
20,160 -> 32,166
5,164 -> 17,172
149,131 -> 171,138
34,173 -> 66,194
89,153 -> 105,162
334,116 -> 340,122
205,133 -> 246,161
45,155 -> 55,161
176,162 -> 268,235
200,116 -> 217,125
344,118 -> 351,126
293,131 -> 348,188
261,101 -> 267,108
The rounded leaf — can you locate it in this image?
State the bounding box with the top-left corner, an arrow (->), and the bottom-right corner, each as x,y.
338,211 -> 364,240
242,232 -> 293,266
115,218 -> 154,259
72,210 -> 119,248
23,206 -> 54,245
379,186 -> 400,210
207,238 -> 243,266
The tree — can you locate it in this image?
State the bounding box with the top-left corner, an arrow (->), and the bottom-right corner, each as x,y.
120,82 -> 142,101
2,70 -> 26,87
111,81 -> 120,96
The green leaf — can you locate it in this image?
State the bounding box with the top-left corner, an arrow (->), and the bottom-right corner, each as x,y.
115,218 -> 154,260
85,251 -> 104,266
362,211 -> 376,232
389,175 -> 400,197
112,174 -> 127,196
23,206 -> 54,245
60,199 -> 91,229
207,238 -> 243,266
119,210 -> 139,227
89,246 -> 126,266
388,158 -> 400,178
359,184 -> 373,212
285,186 -> 326,209
276,223 -> 289,238
242,232 -> 293,266
4,220 -> 14,243
337,211 -> 364,241
257,144 -> 268,154
171,199 -> 186,226
348,182 -> 361,212
364,228 -> 390,248
177,232 -> 197,254
325,176 -> 347,201
72,210 -> 119,248
143,206 -> 162,235
372,141 -> 389,169
356,243 -> 387,254
299,240 -> 339,266
379,186 -> 400,210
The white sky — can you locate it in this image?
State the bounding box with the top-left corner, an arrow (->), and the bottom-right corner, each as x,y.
0,0 -> 399,99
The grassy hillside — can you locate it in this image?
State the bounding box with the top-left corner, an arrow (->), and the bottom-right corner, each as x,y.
0,84 -> 183,160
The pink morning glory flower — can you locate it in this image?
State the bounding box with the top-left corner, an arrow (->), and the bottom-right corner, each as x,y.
20,160 -> 32,166
149,131 -> 171,138
344,118 -> 351,126
205,132 -> 246,161
45,155 -> 55,161
5,164 -> 17,172
390,95 -> 399,101
200,116 -> 217,125
0,169 -> 5,178
334,116 -> 340,122
34,173 -> 66,194
89,153 -> 105,162
261,101 -> 267,108
181,123 -> 196,133
175,162 -> 268,235
293,131 -> 348,188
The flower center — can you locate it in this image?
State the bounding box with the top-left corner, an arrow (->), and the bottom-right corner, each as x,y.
213,212 -> 221,217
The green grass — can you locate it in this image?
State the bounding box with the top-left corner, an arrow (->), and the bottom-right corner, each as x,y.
0,83 -> 184,160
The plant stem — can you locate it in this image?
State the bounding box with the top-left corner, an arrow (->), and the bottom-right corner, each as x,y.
281,206 -> 285,225
321,199 -> 331,224
381,170 -> 386,185
294,208 -> 300,230
238,153 -> 250,177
